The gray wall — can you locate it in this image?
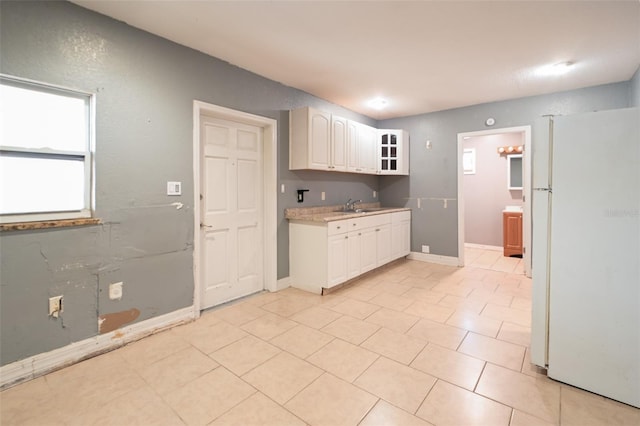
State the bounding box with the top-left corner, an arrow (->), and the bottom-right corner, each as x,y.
378,81 -> 632,257
0,1 -> 378,366
463,133 -> 523,247
631,67 -> 640,107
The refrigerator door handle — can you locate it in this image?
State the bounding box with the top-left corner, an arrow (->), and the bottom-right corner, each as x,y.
533,187 -> 552,193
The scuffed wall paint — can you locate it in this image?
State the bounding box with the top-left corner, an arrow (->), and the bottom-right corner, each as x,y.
98,308 -> 140,334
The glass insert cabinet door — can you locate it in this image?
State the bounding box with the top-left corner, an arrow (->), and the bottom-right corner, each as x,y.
380,132 -> 398,171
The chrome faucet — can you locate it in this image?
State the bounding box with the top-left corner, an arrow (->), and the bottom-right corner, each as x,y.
344,198 -> 362,211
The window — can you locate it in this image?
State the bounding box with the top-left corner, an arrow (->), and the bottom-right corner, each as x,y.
0,76 -> 94,223
463,148 -> 476,175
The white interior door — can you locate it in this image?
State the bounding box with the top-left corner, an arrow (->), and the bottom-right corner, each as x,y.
547,108 -> 639,407
200,115 -> 263,309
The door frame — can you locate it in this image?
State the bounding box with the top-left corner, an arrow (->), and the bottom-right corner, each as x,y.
456,125 -> 532,277
192,100 -> 278,315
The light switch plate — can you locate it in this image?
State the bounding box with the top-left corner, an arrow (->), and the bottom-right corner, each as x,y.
167,181 -> 182,196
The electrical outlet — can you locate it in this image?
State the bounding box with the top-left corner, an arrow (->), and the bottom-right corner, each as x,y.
49,295 -> 63,317
321,191 -> 326,201
109,282 -> 123,300
373,190 -> 377,198
422,245 -> 430,254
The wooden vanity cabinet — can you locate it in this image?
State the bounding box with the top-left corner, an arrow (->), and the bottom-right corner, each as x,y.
503,211 -> 523,257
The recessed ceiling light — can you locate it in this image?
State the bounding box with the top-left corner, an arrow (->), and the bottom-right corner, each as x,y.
536,61 -> 575,77
368,98 -> 388,110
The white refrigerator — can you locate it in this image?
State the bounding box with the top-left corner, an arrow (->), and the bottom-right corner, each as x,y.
530,107 -> 639,408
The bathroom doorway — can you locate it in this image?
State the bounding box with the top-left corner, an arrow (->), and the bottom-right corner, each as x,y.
457,126 -> 531,277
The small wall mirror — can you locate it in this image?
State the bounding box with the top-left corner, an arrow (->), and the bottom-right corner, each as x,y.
508,154 -> 523,190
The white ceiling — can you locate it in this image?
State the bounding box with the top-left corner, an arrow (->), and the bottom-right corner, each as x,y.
73,1 -> 640,120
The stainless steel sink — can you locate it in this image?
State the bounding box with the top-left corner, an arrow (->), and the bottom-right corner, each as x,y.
338,207 -> 393,214
359,208 -> 388,212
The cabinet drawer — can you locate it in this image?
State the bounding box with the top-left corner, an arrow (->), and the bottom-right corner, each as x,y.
327,220 -> 349,235
392,210 -> 411,223
360,213 -> 391,229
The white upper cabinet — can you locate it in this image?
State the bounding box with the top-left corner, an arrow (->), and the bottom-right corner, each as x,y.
347,121 -> 377,174
358,122 -> 378,174
378,129 -> 409,175
290,107 -> 409,175
331,115 -> 348,172
290,107 -> 348,171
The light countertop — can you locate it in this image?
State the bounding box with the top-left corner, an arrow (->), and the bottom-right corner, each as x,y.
285,203 -> 410,223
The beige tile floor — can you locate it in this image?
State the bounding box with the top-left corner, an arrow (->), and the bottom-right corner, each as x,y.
2,249 -> 639,425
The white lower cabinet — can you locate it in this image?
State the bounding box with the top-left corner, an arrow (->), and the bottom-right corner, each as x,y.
360,227 -> 378,274
376,224 -> 392,266
347,231 -> 361,280
327,233 -> 348,287
289,211 -> 411,294
391,211 -> 411,259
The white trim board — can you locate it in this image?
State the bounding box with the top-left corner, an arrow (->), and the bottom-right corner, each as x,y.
276,277 -> 291,292
192,101 -> 278,313
0,307 -> 194,390
408,251 -> 461,267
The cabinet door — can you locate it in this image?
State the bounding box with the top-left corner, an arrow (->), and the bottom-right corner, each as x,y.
347,120 -> 359,172
379,131 -> 398,174
331,115 -> 348,171
391,220 -> 411,260
391,222 -> 402,259
328,234 -> 349,287
347,231 -> 361,279
358,123 -> 378,174
378,130 -> 409,175
376,224 -> 392,266
503,212 -> 523,257
360,227 -> 377,273
309,109 -> 331,170
400,220 -> 411,256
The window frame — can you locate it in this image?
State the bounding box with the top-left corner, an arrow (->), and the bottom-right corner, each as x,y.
0,74 -> 96,224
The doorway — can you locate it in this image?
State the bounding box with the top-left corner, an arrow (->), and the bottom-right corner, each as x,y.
457,126 -> 532,277
193,101 -> 278,313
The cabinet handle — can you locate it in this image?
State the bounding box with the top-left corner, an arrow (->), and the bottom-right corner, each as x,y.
376,228 -> 380,231
352,223 -> 356,226
336,226 -> 341,229
345,236 -> 348,239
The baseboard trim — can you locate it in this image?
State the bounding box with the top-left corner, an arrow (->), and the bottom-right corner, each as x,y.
0,306 -> 195,390
408,251 -> 462,267
464,243 -> 503,252
275,276 -> 291,292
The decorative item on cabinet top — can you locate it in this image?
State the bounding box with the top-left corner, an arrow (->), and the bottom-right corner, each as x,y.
289,106 -> 409,175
